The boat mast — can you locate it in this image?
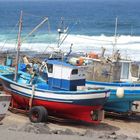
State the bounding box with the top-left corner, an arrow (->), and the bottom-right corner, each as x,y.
57,17 -> 64,48
112,17 -> 118,55
57,17 -> 69,48
14,11 -> 23,81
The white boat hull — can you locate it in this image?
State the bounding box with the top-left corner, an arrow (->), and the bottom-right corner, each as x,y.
0,94 -> 11,121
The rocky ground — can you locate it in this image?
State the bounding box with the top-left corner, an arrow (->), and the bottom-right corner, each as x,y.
0,111 -> 139,140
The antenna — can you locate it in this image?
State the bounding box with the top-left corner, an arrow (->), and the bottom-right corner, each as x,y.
57,17 -> 68,48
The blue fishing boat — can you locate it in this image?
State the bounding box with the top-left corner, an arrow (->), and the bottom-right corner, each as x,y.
85,56 -> 140,113
0,60 -> 110,123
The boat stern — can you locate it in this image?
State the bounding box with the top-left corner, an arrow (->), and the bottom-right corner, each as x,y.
0,94 -> 11,121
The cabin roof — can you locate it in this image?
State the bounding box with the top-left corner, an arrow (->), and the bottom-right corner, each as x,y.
47,60 -> 78,68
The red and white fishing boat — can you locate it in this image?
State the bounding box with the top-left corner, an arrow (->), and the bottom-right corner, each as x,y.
0,60 -> 110,123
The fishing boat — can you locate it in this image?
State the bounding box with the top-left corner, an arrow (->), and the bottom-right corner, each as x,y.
0,60 -> 110,123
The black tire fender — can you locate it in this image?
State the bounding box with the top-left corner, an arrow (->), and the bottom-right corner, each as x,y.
29,106 -> 48,123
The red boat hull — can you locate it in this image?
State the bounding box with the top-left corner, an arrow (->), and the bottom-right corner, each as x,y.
5,89 -> 103,123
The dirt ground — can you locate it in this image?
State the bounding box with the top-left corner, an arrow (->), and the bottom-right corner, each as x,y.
0,111 -> 139,140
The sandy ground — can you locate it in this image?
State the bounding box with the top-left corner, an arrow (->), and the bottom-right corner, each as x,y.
0,111 -> 139,140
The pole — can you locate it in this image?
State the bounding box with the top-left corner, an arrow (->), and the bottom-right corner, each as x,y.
112,17 -> 118,55
22,17 -> 48,42
29,85 -> 35,109
14,11 -> 23,81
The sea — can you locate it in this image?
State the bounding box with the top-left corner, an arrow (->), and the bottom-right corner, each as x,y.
0,0 -> 140,60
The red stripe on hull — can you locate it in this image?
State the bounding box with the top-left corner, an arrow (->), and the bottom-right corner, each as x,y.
5,90 -> 103,123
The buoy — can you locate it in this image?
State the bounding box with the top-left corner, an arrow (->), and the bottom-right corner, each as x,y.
68,57 -> 84,66
116,87 -> 124,98
77,57 -> 84,66
68,58 -> 79,65
88,52 -> 98,59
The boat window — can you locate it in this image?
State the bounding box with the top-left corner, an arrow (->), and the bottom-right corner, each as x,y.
131,63 -> 139,77
121,62 -> 129,79
47,64 -> 53,73
71,69 -> 78,75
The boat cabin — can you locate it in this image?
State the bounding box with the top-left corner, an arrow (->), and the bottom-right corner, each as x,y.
113,60 -> 140,82
86,58 -> 140,83
45,60 -> 86,91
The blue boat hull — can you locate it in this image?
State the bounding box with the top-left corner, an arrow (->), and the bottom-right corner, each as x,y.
86,81 -> 140,113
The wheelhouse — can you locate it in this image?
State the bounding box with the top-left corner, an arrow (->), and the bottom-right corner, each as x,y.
46,60 -> 87,90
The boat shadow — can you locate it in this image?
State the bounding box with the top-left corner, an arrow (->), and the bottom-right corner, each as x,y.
48,117 -> 120,132
105,112 -> 140,123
